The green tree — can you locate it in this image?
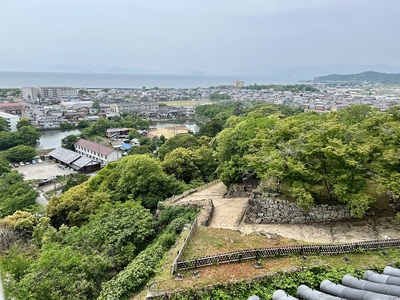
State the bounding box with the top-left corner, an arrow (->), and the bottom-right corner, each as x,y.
64,201 -> 154,268
18,126 -> 41,145
117,155 -> 183,210
13,243 -> 111,300
0,211 -> 37,243
197,118 -> 225,138
16,117 -> 33,131
62,174 -> 90,192
61,134 -> 80,151
0,117 -> 8,131
158,133 -> 201,160
0,172 -> 38,218
47,182 -> 111,228
0,131 -> 22,150
3,145 -> 36,163
0,157 -> 11,175
76,119 -> 90,128
162,147 -> 202,183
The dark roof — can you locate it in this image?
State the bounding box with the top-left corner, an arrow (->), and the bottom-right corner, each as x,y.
268,266 -> 400,300
48,147 -> 81,164
75,139 -> 115,156
70,156 -> 93,169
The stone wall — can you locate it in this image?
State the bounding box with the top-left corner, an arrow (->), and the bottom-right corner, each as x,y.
244,192 -> 352,224
225,184 -> 253,198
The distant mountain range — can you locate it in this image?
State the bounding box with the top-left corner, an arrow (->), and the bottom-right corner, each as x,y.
313,71 -> 400,84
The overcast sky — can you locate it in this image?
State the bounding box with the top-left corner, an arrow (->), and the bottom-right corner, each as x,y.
1,0 -> 399,74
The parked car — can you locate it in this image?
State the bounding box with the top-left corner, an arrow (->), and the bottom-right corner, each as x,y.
19,162 -> 25,166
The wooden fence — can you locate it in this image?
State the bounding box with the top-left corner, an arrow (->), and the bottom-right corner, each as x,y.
170,217 -> 198,275
172,239 -> 400,273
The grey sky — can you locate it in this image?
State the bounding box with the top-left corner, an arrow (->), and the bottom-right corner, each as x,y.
1,0 -> 399,73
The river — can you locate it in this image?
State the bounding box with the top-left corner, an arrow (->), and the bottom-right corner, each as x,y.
35,129 -> 82,150
35,121 -> 200,150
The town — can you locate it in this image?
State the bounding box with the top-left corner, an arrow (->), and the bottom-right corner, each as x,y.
1,81 -> 400,131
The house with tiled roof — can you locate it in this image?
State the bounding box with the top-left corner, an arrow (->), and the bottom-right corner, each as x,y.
74,138 -> 121,166
0,102 -> 26,116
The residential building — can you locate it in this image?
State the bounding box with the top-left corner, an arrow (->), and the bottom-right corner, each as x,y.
111,101 -> 159,114
0,111 -> 20,132
233,80 -> 244,88
22,87 -> 41,101
0,102 -> 25,116
75,138 -> 120,166
40,86 -> 77,99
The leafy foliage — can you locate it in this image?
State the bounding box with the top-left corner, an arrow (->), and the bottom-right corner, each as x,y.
2,145 -> 37,163
0,172 -> 38,218
62,173 -> 90,192
158,134 -> 201,160
61,134 -> 80,151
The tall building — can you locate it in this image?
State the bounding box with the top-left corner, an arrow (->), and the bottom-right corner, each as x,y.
39,87 -> 77,99
22,87 -> 77,100
0,111 -> 20,132
22,87 -> 41,101
233,80 -> 244,88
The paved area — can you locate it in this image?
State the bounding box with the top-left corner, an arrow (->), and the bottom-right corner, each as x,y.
174,182 -> 400,243
15,160 -> 76,181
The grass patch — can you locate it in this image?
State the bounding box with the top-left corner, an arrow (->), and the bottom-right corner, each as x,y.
153,240 -> 400,294
180,227 -> 301,259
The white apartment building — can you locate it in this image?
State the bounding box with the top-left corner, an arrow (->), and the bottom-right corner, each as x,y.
22,87 -> 41,101
111,102 -> 159,114
0,111 -> 20,132
75,139 -> 120,166
40,86 -> 78,99
23,86 -> 77,100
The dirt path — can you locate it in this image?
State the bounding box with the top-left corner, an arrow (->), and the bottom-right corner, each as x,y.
174,182 -> 400,243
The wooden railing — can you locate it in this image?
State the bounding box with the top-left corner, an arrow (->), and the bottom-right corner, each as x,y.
173,239 -> 400,273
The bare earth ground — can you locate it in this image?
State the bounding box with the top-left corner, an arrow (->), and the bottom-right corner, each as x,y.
148,126 -> 190,138
174,182 -> 400,243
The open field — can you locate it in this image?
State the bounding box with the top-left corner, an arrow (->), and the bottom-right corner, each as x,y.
148,126 -> 191,138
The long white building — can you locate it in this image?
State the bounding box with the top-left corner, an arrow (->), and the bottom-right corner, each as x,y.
22,86 -> 77,100
75,139 -> 120,166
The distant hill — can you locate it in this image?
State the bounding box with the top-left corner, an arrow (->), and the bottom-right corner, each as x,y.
314,71 -> 400,84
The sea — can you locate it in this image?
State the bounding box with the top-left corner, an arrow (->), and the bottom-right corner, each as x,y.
0,71 -> 297,89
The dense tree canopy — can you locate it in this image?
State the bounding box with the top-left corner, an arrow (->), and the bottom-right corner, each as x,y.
81,115 -> 150,139
158,133 -> 201,160
2,145 -> 37,163
61,134 -> 80,151
213,104 -> 400,217
0,172 -> 38,218
0,117 -> 8,132
0,118 -> 41,150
